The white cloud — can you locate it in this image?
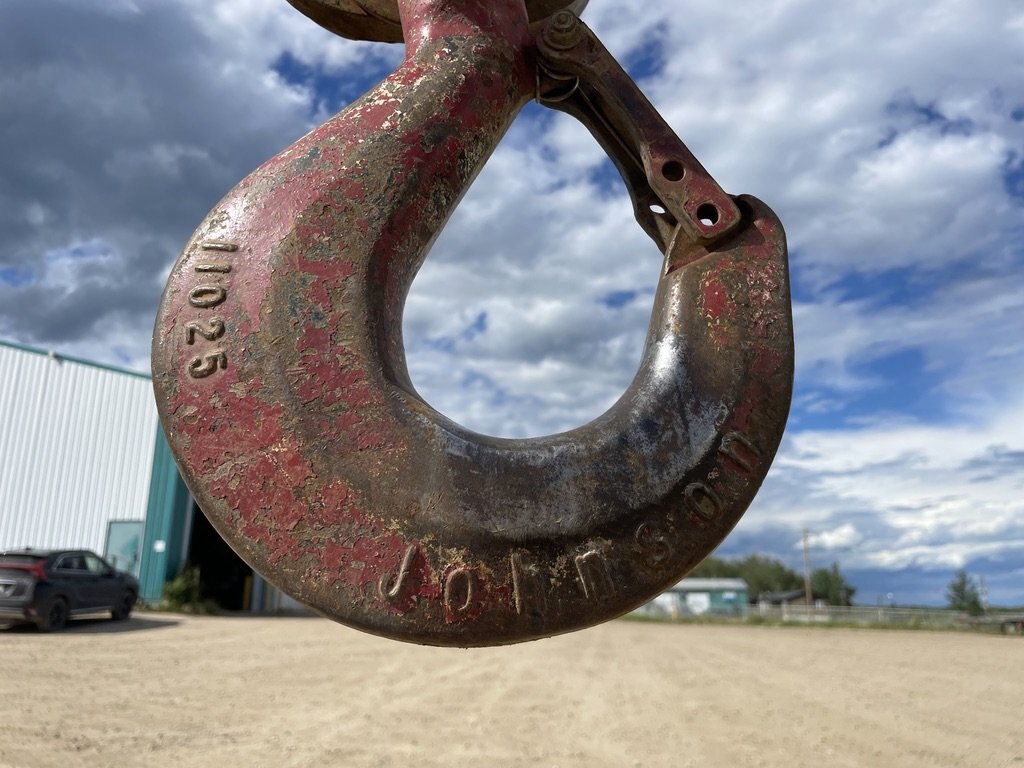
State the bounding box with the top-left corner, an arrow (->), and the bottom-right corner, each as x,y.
737,392 -> 1024,577
1,0 -> 1023,601
805,524 -> 862,551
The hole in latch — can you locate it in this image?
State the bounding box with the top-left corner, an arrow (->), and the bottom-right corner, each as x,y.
697,203 -> 719,226
649,204 -> 667,215
661,160 -> 685,182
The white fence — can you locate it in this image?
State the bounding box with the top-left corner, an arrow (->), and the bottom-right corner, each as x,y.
632,601 -> 1016,631
753,603 -> 971,629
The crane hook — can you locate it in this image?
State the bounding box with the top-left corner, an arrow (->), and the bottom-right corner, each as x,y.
152,0 -> 793,646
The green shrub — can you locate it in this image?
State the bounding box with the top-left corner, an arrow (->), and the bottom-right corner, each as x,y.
163,566 -> 218,614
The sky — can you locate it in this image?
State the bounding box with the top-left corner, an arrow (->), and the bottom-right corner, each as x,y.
2,0 -> 1022,607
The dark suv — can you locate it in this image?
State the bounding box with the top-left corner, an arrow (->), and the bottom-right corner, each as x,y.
0,549 -> 139,631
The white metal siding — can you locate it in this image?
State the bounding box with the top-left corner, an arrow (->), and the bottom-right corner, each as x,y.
0,343 -> 158,554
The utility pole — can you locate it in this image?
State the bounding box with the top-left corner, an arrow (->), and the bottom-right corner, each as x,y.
802,528 -> 813,606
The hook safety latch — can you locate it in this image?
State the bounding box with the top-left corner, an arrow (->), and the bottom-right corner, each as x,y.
536,11 -> 741,252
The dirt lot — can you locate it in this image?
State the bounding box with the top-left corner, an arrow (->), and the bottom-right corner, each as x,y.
1,614 -> 1021,768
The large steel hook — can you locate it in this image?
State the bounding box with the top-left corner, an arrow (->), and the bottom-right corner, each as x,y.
152,0 -> 793,646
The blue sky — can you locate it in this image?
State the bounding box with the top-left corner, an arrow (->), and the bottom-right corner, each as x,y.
1,0 -> 1022,606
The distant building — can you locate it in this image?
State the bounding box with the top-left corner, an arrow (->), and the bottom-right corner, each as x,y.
644,577 -> 750,619
757,589 -> 811,607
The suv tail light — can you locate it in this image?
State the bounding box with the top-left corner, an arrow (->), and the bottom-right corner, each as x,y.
0,559 -> 48,579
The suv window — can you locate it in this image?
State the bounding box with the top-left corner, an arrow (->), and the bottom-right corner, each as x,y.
84,554 -> 110,575
56,554 -> 87,571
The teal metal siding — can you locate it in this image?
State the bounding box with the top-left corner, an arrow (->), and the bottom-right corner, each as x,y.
139,427 -> 192,601
671,578 -> 751,618
708,587 -> 749,617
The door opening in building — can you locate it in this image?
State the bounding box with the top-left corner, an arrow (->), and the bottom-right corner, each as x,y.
187,504 -> 253,611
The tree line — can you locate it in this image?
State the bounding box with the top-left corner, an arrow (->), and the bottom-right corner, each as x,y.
690,554 -> 856,606
692,557 -> 992,614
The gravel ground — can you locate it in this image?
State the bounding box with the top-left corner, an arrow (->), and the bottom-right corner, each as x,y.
1,614 -> 1021,767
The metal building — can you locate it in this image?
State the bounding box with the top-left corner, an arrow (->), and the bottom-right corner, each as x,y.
642,577 -> 750,619
0,340 -> 157,567
0,339 -> 294,611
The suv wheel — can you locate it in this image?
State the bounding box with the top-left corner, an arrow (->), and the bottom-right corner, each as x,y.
111,592 -> 135,621
39,598 -> 68,632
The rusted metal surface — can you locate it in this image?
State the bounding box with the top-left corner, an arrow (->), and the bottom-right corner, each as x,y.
152,0 -> 793,646
285,0 -> 589,42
